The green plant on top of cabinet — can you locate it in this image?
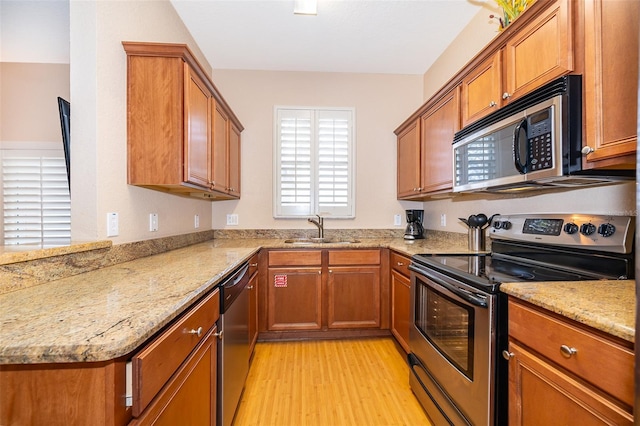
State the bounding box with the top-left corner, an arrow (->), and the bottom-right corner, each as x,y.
123,42 -> 243,200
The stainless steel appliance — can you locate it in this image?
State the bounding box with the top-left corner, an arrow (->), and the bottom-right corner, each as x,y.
452,76 -> 633,193
404,209 -> 425,240
408,213 -> 634,425
218,262 -> 251,426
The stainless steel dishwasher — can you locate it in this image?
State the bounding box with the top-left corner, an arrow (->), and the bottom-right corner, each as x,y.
217,262 -> 250,426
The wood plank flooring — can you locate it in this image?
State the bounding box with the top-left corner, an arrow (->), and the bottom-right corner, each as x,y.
233,338 -> 432,426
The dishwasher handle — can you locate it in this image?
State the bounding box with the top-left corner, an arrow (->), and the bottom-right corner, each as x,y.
224,263 -> 250,289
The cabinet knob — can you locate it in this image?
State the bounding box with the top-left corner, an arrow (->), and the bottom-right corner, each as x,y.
397,262 -> 404,266
560,345 -> 577,358
489,101 -> 497,107
186,326 -> 203,338
214,329 -> 224,340
250,263 -> 258,267
502,350 -> 514,360
502,92 -> 512,100
581,146 -> 595,155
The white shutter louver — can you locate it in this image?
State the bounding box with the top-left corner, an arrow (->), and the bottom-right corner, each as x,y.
275,107 -> 354,218
3,156 -> 71,246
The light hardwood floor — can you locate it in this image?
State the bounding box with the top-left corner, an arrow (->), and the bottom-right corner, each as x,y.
233,338 -> 432,426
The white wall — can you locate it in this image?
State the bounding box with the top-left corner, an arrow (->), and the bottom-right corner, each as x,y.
70,0 -> 215,243
210,69 -> 424,230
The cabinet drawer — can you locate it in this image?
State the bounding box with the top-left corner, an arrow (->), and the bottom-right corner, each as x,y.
508,299 -> 633,407
390,251 -> 411,277
248,252 -> 259,277
328,249 -> 380,265
269,250 -> 321,266
132,288 -> 220,416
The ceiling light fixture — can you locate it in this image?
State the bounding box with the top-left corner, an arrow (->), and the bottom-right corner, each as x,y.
294,0 -> 317,15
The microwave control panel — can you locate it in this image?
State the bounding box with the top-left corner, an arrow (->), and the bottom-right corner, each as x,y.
527,108 -> 553,172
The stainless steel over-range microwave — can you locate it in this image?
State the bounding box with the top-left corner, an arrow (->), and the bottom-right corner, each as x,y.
452,75 -> 632,193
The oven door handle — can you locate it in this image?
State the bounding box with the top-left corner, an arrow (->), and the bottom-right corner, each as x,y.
409,264 -> 488,308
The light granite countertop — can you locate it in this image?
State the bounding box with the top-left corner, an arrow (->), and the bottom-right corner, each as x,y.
1,236 -> 633,365
500,280 -> 635,343
0,236 -> 476,365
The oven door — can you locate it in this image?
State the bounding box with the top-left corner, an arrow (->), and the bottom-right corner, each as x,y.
408,262 -> 498,426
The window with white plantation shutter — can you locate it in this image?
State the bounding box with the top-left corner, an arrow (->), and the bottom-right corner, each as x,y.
275,107 -> 355,218
2,156 -> 71,246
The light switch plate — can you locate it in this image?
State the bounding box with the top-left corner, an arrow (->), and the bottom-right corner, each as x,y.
149,213 -> 158,232
394,214 -> 402,226
107,212 -> 119,237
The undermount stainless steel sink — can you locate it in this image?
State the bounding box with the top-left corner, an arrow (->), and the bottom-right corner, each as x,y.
284,237 -> 360,244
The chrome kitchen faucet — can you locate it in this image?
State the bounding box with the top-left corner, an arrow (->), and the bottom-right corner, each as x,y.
308,215 -> 324,238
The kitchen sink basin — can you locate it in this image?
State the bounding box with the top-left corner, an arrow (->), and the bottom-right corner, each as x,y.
284,238 -> 360,244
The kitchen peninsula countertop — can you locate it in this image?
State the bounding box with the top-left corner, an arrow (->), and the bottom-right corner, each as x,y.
0,236 -> 475,365
500,280 -> 635,343
2,236 -> 633,365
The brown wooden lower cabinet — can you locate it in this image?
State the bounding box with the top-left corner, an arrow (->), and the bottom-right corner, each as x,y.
264,249 -> 387,337
389,251 -> 411,353
506,298 -> 633,425
130,326 -> 218,426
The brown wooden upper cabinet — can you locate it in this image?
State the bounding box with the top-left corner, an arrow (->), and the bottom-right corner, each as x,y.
397,87 -> 460,200
582,0 -> 639,169
395,0 -> 637,200
462,0 -> 573,127
123,42 -> 243,200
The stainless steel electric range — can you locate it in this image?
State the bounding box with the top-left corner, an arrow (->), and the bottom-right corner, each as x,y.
407,213 -> 634,425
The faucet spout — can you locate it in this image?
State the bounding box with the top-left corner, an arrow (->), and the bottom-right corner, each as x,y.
308,215 -> 324,238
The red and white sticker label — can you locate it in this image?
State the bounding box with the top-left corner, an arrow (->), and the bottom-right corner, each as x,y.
274,274 -> 288,288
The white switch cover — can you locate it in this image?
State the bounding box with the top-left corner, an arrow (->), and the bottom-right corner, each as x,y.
149,213 -> 158,232
394,214 -> 402,226
194,214 -> 200,229
107,212 -> 119,237
226,214 -> 239,226
440,214 -> 447,227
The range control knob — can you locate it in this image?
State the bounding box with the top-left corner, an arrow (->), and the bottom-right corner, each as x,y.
580,223 -> 596,236
563,223 -> 579,235
493,221 -> 502,229
501,221 -> 512,230
597,223 -> 616,237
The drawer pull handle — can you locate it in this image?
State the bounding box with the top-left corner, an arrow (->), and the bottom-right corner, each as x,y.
186,327 -> 203,338
502,350 -> 514,361
560,345 -> 577,358
250,263 -> 258,267
214,330 -> 224,340
397,262 -> 404,266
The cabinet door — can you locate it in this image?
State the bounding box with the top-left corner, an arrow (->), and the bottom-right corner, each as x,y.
132,327 -> 218,426
390,270 -> 410,353
420,87 -> 460,193
228,123 -> 241,198
396,118 -> 422,199
503,0 -> 573,103
583,0 -> 638,168
461,52 -> 501,127
183,65 -> 212,189
507,341 -> 632,426
267,267 -> 322,330
327,266 -> 380,329
211,100 -> 229,193
248,270 -> 258,355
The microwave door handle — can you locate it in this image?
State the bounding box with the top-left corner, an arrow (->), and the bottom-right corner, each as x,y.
513,118 -> 528,174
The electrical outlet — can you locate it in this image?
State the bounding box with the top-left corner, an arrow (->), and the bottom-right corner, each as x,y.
226,214 -> 239,226
194,214 -> 200,229
107,212 -> 119,237
440,213 -> 447,227
149,213 -> 158,232
393,214 -> 402,226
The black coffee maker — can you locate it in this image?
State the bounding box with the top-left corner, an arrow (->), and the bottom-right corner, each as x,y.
404,209 -> 424,240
